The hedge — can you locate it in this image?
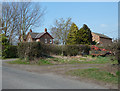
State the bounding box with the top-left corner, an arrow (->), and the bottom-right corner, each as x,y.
44,44 -> 62,55
18,42 -> 90,60
63,45 -> 90,56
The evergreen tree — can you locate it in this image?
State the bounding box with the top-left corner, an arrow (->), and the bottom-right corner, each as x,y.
76,24 -> 92,44
66,23 -> 78,45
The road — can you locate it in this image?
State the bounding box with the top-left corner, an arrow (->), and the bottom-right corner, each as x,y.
2,64 -> 108,89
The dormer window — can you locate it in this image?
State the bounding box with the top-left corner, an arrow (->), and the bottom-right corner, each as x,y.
45,39 -> 47,43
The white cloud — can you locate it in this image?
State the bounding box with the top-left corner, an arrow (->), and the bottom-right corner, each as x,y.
100,24 -> 108,28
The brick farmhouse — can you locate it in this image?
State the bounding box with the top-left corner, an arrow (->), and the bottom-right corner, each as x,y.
20,28 -> 54,44
92,32 -> 112,46
20,28 -> 112,46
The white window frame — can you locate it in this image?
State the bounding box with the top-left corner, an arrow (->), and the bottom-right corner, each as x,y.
36,39 -> 40,42
50,39 -> 52,44
45,39 -> 47,43
28,38 -> 31,42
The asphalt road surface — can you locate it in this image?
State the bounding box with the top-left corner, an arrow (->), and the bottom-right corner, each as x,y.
2,64 -> 109,89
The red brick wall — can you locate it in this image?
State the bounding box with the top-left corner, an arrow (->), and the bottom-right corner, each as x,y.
26,33 -> 33,42
39,33 -> 53,44
92,32 -> 112,46
100,37 -> 112,46
92,33 -> 100,43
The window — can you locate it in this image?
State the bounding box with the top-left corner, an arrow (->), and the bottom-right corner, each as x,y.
50,39 -> 52,44
28,38 -> 31,42
45,39 -> 47,43
36,39 -> 40,42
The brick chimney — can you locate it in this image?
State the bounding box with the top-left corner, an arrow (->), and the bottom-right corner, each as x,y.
45,28 -> 47,33
30,29 -> 32,32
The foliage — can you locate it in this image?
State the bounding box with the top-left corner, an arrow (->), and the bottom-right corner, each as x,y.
104,39 -> 120,64
18,42 -> 62,60
66,23 -> 78,45
2,34 -> 9,58
66,24 -> 92,45
76,24 -> 92,44
91,41 -> 97,45
45,44 -> 62,55
18,42 -> 90,60
4,45 -> 18,58
18,42 -> 43,60
116,39 -> 120,64
50,18 -> 72,45
53,40 -> 60,44
1,34 -> 18,58
63,45 -> 90,56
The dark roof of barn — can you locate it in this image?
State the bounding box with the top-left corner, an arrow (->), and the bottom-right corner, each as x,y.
92,32 -> 112,39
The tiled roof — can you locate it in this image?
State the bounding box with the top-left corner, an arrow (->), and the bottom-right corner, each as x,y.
29,31 -> 54,39
92,32 -> 112,39
29,32 -> 40,38
29,32 -> 45,39
35,32 -> 45,38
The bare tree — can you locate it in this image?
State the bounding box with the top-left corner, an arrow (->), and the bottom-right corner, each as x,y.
1,2 -> 45,44
2,3 -> 19,43
50,18 -> 72,45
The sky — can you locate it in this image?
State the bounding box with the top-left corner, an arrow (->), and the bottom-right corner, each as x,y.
32,2 -> 118,39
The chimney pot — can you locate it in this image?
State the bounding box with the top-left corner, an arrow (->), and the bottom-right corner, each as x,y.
45,28 -> 47,32
30,29 -> 32,32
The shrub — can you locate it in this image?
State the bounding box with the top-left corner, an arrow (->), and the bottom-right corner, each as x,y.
63,45 -> 90,56
2,45 -> 18,58
18,42 -> 43,60
7,45 -> 18,58
63,45 -> 79,56
47,44 -> 62,55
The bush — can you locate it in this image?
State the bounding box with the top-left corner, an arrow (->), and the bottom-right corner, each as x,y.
18,42 -> 43,60
47,44 -> 62,55
2,45 -> 18,58
41,44 -> 62,55
63,45 -> 90,56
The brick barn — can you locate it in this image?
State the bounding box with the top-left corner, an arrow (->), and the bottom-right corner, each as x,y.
92,32 -> 112,46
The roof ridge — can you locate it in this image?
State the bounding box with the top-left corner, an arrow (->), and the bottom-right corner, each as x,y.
92,32 -> 111,39
35,32 -> 45,38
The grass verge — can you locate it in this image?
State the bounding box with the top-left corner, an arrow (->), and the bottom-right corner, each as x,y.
6,59 -> 30,64
6,58 -> 53,65
74,56 -> 118,64
66,68 -> 118,84
6,56 -> 118,65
